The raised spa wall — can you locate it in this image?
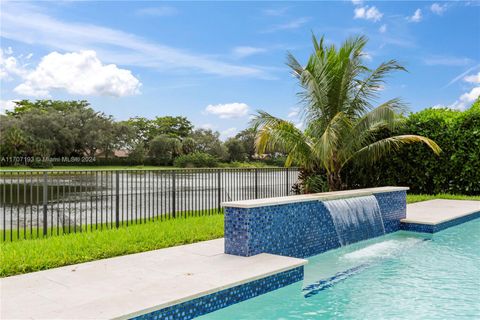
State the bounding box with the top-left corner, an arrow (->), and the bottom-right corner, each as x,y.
223,186 -> 409,259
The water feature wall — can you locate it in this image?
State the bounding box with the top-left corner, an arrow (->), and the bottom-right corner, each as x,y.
223,187 -> 408,259
323,195 -> 385,246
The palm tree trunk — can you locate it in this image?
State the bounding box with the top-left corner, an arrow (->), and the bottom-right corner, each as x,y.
327,171 -> 343,191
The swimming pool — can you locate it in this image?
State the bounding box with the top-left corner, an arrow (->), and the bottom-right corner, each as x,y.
201,218 -> 480,319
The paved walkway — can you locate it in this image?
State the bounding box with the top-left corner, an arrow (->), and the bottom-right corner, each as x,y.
0,239 -> 306,320
403,199 -> 480,225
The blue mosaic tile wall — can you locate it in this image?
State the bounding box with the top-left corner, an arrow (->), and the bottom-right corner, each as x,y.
401,210 -> 480,233
130,266 -> 303,320
225,191 -> 407,259
374,191 -> 407,233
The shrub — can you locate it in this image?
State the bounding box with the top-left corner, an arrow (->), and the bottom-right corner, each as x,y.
174,152 -> 218,168
343,101 -> 480,195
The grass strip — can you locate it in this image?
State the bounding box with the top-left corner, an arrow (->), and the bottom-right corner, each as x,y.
406,194 -> 480,204
0,214 -> 224,277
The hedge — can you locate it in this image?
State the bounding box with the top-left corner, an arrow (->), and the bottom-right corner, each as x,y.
344,102 -> 480,195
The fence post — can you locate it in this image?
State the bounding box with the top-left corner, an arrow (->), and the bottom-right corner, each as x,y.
172,171 -> 176,218
115,171 -> 120,228
285,168 -> 289,196
42,172 -> 48,236
254,169 -> 258,199
217,170 -> 221,212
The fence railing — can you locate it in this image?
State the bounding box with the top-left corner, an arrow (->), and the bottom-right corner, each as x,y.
0,168 -> 299,241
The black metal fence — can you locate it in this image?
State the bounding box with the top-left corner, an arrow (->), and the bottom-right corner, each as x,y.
0,168 -> 299,241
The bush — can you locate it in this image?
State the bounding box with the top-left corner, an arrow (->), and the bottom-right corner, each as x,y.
29,160 -> 53,169
343,101 -> 480,195
174,152 -> 219,168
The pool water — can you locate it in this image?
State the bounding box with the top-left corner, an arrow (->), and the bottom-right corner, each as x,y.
201,219 -> 480,319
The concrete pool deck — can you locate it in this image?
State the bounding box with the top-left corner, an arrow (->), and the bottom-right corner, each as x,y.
0,239 -> 306,320
403,199 -> 480,225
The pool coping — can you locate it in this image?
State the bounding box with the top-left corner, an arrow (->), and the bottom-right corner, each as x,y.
0,239 -> 307,320
221,186 -> 409,208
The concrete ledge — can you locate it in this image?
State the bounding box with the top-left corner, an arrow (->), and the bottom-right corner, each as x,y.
222,186 -> 409,208
401,199 -> 480,233
1,239 -> 307,320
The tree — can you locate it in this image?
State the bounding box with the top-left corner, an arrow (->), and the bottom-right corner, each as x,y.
235,128 -> 257,160
225,138 -> 247,162
252,35 -> 441,191
148,134 -> 182,165
189,129 -> 228,160
153,116 -> 193,138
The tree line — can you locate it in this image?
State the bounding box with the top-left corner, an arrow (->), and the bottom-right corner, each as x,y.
0,100 -> 277,168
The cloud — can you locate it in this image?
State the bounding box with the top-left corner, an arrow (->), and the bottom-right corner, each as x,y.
263,7 -> 289,16
232,46 -> 267,59
464,72 -> 480,84
354,6 -> 383,22
205,103 -> 250,119
430,3 -> 447,15
445,64 -> 480,87
13,50 -> 141,97
408,9 -> 422,22
136,6 -> 178,16
264,17 -> 310,33
221,127 -> 238,139
0,2 -> 267,78
351,0 -> 364,5
287,107 -> 300,118
423,55 -> 473,66
0,100 -> 17,114
448,72 -> 480,110
379,24 -> 387,33
0,48 -> 28,80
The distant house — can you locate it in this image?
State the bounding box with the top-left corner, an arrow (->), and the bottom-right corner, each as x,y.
93,149 -> 130,158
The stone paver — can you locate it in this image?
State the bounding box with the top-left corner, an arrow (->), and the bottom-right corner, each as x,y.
403,199 -> 480,225
0,239 -> 306,320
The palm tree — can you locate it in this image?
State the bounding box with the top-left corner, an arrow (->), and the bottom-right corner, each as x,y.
252,35 -> 441,191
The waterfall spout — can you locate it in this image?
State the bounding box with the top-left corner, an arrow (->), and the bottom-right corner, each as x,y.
323,195 -> 385,246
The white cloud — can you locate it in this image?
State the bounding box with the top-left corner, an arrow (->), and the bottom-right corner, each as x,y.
136,6 -> 178,16
0,2 -> 267,78
448,72 -> 480,110
424,55 -> 473,66
199,123 -> 215,130
464,72 -> 480,84
354,6 -> 383,22
14,50 -> 141,97
445,64 -> 480,87
287,107 -> 300,118
0,100 -> 17,114
409,9 -> 422,22
232,46 -> 266,59
431,3 -> 447,15
351,0 -> 364,5
379,24 -> 387,33
221,127 -> 238,139
205,103 -> 250,119
449,87 -> 480,110
263,7 -> 289,16
0,49 -> 28,80
264,17 -> 310,33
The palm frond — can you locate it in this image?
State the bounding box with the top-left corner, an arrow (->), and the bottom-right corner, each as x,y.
348,134 -> 441,166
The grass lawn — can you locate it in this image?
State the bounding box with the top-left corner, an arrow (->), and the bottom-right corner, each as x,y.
0,214 -> 224,277
406,194 -> 480,203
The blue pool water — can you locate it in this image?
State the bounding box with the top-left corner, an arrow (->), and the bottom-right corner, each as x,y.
201,219 -> 480,319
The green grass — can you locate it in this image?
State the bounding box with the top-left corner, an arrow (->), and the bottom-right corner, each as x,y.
0,214 -> 224,277
406,194 -> 480,204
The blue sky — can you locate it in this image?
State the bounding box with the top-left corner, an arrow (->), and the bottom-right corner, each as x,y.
1,1 -> 479,139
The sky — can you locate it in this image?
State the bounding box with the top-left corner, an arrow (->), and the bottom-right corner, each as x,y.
1,0 -> 479,139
